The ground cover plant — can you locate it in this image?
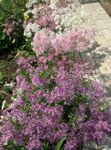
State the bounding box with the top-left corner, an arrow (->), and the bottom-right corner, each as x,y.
1,29 -> 110,150
0,0 -> 111,150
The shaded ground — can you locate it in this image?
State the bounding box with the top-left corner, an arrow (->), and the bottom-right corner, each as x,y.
100,0 -> 111,17
78,2 -> 111,99
86,43 -> 111,98
0,51 -> 16,110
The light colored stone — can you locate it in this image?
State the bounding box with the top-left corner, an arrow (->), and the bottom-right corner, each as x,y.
87,18 -> 95,25
104,19 -> 111,24
90,2 -> 101,7
105,23 -> 111,29
96,30 -> 102,36
107,40 -> 111,46
101,29 -> 111,40
91,13 -> 100,20
80,2 -> 111,49
99,14 -> 111,22
99,64 -> 110,74
79,3 -> 111,118
95,20 -> 108,29
83,4 -> 96,13
108,45 -> 111,51
96,6 -> 106,14
95,36 -> 108,46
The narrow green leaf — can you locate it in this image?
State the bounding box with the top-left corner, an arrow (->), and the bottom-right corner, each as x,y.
55,137 -> 65,150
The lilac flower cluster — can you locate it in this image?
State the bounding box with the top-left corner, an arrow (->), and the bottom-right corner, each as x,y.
33,28 -> 94,56
0,49 -> 111,150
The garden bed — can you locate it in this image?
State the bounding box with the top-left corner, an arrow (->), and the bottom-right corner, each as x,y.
0,0 -> 111,150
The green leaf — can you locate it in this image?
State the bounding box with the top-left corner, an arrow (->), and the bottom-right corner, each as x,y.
0,71 -> 5,83
4,140 -> 27,150
0,30 -> 5,40
55,137 -> 65,150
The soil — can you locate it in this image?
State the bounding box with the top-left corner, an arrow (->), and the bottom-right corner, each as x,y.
100,0 -> 111,17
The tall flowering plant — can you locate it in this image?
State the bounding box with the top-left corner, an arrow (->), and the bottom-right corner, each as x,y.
0,27 -> 111,150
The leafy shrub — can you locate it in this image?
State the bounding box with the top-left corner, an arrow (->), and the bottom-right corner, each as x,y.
0,26 -> 12,53
0,28 -> 111,150
0,0 -> 27,54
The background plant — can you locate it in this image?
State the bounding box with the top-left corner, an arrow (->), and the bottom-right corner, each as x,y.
0,0 -> 28,54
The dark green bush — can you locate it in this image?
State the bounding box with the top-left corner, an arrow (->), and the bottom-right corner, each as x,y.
0,0 -> 27,54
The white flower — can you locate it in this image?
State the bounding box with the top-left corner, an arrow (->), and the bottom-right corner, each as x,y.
4,81 -> 15,88
24,0 -> 89,37
31,23 -> 40,32
24,22 -> 40,38
16,88 -> 23,96
24,31 -> 32,38
32,7 -> 38,15
24,23 -> 33,37
50,0 -> 57,10
50,0 -> 82,32
26,0 -> 38,8
24,10 -> 33,16
1,100 -> 6,110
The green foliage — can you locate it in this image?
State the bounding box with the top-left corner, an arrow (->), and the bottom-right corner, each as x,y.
0,71 -> 5,84
3,141 -> 27,150
0,27 -> 12,52
63,94 -> 89,123
39,61 -> 55,79
39,69 -> 55,79
0,94 -> 3,109
0,29 -> 5,40
55,138 -> 66,150
0,0 -> 28,54
18,39 -> 35,57
0,58 -> 16,109
44,79 -> 56,92
0,0 -> 27,22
